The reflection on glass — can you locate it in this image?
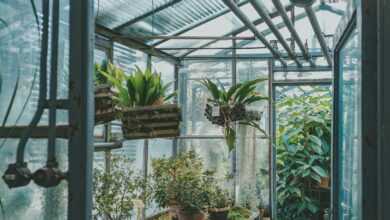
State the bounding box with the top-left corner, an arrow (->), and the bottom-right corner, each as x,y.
338,28 -> 361,220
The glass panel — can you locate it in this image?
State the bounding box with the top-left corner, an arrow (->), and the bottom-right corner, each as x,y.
113,42 -> 147,74
274,71 -> 332,81
338,28 -> 361,220
0,0 -> 69,219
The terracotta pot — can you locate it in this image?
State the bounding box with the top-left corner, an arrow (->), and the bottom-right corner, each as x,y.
176,209 -> 206,220
319,177 -> 330,189
209,207 -> 230,220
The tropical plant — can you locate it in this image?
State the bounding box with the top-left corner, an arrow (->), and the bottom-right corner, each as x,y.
102,66 -> 175,109
276,87 -> 331,219
227,207 -> 251,220
200,78 -> 268,151
93,155 -> 151,220
151,151 -> 213,215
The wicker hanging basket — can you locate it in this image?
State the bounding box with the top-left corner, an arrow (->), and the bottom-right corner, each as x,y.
95,84 -> 117,125
121,104 -> 181,140
204,102 -> 262,126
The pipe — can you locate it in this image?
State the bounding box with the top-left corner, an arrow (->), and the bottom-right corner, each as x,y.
272,0 -> 316,66
222,0 -> 287,66
47,0 -> 60,165
125,35 -> 256,41
251,0 -> 302,67
16,0 -> 50,164
305,6 -> 332,65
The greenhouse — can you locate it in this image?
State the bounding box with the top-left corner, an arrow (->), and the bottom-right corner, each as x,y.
0,0 -> 389,219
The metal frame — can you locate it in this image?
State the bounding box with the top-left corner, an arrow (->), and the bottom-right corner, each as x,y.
113,0 -> 183,31
377,0 -> 390,218
251,0 -> 302,67
331,9 -> 356,220
68,0 -> 95,219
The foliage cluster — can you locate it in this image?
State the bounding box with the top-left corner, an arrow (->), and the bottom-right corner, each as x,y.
276,87 -> 332,219
227,206 -> 251,220
95,61 -> 174,108
201,78 -> 268,150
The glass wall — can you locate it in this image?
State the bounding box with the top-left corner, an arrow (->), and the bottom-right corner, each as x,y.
0,0 -> 69,219
337,28 -> 361,220
178,59 -> 271,210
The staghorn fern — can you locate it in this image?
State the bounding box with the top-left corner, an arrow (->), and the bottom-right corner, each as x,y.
200,78 -> 268,151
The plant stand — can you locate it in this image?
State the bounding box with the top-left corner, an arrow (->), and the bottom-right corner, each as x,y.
121,104 -> 181,139
204,103 -> 262,126
95,84 -> 117,125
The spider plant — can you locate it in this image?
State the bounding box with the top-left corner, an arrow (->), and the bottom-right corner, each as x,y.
102,66 -> 175,108
95,60 -> 127,87
200,78 -> 268,151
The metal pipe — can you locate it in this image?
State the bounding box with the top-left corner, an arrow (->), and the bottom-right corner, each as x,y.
127,35 -> 256,41
305,6 -> 332,65
48,0 -> 60,165
272,0 -> 316,66
222,0 -> 287,66
251,0 -> 302,67
16,0 -> 50,164
158,46 -> 266,50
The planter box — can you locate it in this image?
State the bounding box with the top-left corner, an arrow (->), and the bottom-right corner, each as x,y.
121,104 -> 181,140
95,84 -> 117,125
209,207 -> 230,220
204,103 -> 262,126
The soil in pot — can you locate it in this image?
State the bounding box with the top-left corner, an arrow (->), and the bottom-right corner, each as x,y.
176,209 -> 206,220
209,208 -> 229,220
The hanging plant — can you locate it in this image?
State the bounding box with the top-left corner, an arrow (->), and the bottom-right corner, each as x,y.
201,78 -> 268,151
103,66 -> 180,139
94,60 -> 122,124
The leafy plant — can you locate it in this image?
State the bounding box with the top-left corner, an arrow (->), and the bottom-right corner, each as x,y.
200,78 -> 268,151
227,207 -> 251,220
208,187 -> 233,209
276,87 -> 331,219
151,151 -> 213,214
102,66 -> 175,108
93,155 -> 151,220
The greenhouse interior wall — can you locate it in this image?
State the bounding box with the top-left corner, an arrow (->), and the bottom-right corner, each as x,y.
1,0 -> 390,220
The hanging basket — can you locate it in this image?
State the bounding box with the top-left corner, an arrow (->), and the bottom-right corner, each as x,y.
204,103 -> 262,126
95,84 -> 117,125
121,104 -> 181,140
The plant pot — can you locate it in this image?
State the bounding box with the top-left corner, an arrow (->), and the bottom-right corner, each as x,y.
121,104 -> 181,139
204,103 -> 261,126
95,84 -> 117,125
175,209 -> 206,220
209,207 -> 230,220
259,208 -> 271,220
319,177 -> 330,189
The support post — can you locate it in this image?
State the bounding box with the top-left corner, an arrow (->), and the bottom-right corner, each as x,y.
68,0 -> 94,219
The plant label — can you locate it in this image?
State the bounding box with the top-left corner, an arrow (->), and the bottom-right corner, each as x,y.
212,106 -> 220,117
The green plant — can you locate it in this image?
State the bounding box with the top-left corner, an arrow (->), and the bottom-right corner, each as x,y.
227,207 -> 251,220
103,66 -> 175,108
93,155 -> 150,220
208,187 -> 233,209
200,78 -> 268,151
276,87 -> 331,219
151,151 -> 213,214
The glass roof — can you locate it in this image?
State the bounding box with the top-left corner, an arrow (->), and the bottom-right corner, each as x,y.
95,0 -> 347,61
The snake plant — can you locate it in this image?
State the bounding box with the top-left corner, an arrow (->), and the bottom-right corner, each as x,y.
101,65 -> 175,108
201,78 -> 268,151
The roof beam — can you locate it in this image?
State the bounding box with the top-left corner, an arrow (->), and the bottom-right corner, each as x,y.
152,0 -> 252,47
113,0 -> 183,32
272,0 -> 315,66
180,4 -> 293,58
251,0 -> 302,67
217,4 -> 321,56
95,24 -> 180,64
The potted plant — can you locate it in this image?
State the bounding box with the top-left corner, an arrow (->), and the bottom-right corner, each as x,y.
208,187 -> 233,220
103,66 -> 179,139
94,60 -> 123,124
227,207 -> 251,220
257,199 -> 270,220
200,78 -> 268,151
151,151 -> 212,220
93,155 -> 151,220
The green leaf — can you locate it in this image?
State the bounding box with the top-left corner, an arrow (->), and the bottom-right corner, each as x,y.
311,165 -> 328,178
